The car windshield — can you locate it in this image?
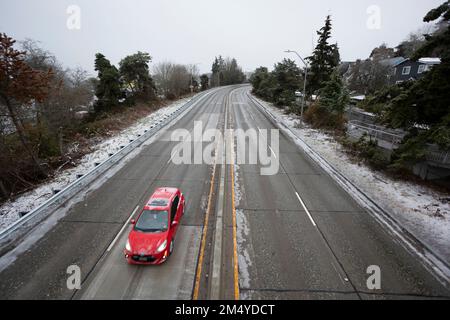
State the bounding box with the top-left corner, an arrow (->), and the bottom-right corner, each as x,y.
149,198 -> 168,207
134,210 -> 169,233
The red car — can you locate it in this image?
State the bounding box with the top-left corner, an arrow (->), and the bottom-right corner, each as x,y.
124,187 -> 185,265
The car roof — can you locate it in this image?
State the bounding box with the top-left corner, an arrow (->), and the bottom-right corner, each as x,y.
152,187 -> 179,199
144,187 -> 179,209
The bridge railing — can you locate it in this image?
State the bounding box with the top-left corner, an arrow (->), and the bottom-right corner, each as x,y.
347,120 -> 405,149
426,145 -> 450,165
348,121 -> 450,166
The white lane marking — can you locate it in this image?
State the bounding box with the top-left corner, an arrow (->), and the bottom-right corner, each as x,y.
295,192 -> 317,227
269,146 -> 277,159
167,154 -> 174,164
107,205 -> 139,252
258,127 -> 277,159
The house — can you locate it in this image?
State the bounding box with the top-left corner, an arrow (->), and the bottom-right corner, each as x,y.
379,57 -> 409,85
391,57 -> 441,84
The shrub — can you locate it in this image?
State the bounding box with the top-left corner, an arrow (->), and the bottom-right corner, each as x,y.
342,134 -> 390,170
304,102 -> 346,132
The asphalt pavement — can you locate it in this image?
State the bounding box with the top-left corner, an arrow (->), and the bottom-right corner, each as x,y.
230,86 -> 450,299
0,85 -> 449,300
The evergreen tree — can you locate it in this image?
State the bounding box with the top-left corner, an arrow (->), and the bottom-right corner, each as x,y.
249,67 -> 270,94
211,56 -> 245,86
222,58 -> 246,85
303,70 -> 348,130
384,1 -> 450,167
119,51 -> 156,101
211,55 -> 225,87
250,60 -> 302,107
94,53 -> 122,112
385,1 -> 450,134
307,15 -> 340,94
250,66 -> 277,101
271,59 -> 303,106
319,71 -> 349,114
200,74 -> 209,91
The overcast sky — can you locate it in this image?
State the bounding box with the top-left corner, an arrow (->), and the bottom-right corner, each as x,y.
0,0 -> 444,75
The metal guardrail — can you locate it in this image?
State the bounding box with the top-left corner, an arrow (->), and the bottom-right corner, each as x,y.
0,90 -> 213,247
426,145 -> 450,165
348,121 -> 450,166
346,107 -> 377,123
347,120 -> 406,148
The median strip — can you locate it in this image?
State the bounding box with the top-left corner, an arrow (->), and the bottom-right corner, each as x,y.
192,138 -> 219,300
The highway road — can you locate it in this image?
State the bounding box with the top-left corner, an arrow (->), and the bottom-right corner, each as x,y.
0,85 -> 449,300
230,86 -> 449,299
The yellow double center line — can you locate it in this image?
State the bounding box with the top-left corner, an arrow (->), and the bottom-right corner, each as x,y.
192,130 -> 218,300
227,89 -> 240,300
230,131 -> 239,300
192,89 -> 240,300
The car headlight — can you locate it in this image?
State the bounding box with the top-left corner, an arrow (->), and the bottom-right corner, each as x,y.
156,240 -> 167,253
125,239 -> 132,252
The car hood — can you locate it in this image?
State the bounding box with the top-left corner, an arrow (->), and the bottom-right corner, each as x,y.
128,230 -> 168,255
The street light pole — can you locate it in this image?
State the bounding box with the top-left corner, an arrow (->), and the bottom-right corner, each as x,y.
285,50 -> 309,127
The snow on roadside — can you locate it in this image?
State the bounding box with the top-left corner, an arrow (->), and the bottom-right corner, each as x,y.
0,97 -> 191,232
252,95 -> 450,263
234,164 -> 252,290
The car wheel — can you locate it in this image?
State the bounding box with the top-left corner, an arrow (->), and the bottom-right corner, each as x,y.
169,239 -> 174,255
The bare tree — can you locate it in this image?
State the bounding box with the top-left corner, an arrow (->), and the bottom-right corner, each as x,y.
396,25 -> 437,58
170,64 -> 190,97
0,33 -> 53,174
345,59 -> 390,95
153,62 -> 190,99
68,67 -> 95,109
187,64 -> 200,91
19,40 -> 94,155
153,61 -> 175,97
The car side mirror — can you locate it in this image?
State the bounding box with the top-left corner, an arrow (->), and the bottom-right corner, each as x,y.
172,220 -> 178,227
130,219 -> 136,225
